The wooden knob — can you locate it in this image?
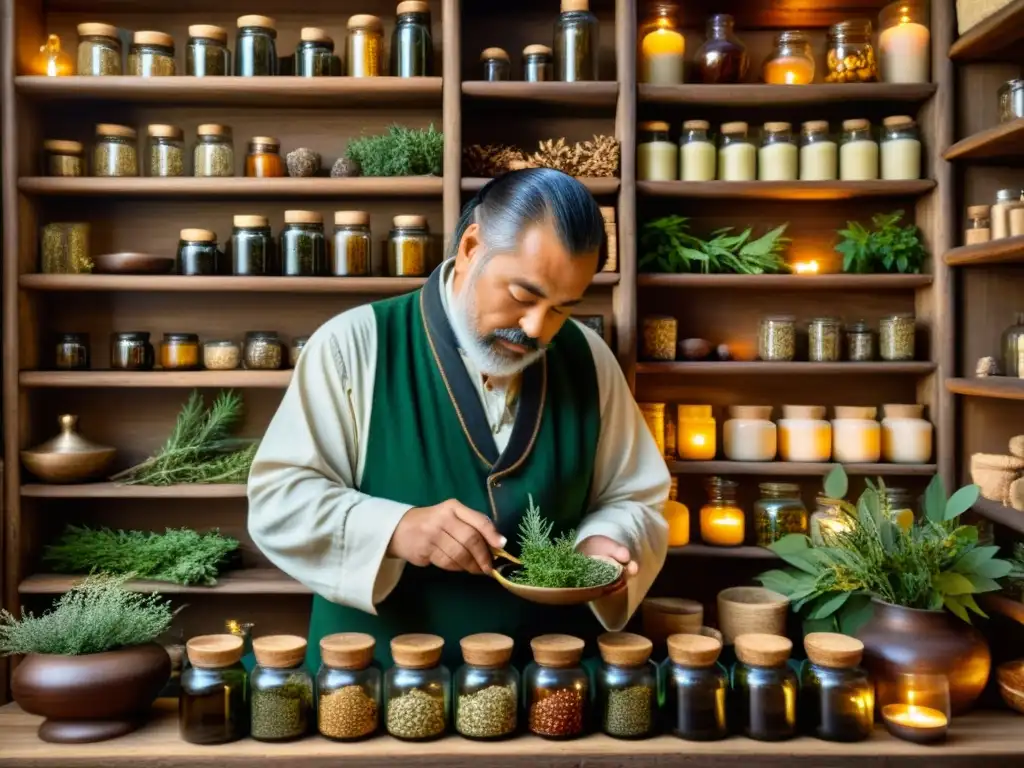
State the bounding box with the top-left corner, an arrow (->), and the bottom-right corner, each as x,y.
597,632 -> 653,667
530,634 -> 584,668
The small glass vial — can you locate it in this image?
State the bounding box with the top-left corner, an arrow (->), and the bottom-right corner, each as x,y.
55,332 -> 90,370
733,633 -> 797,741
455,633 -> 519,740
762,30 -> 814,84
832,405 -> 881,464
347,14 -> 384,77
839,119 -> 878,181
999,79 -> 1024,123
638,121 -> 678,182
194,124 -> 235,177
160,333 -> 201,370
289,336 -> 309,367
385,634 -> 450,741
638,1 -> 685,85
965,205 -> 991,245
881,115 -> 921,180
389,215 -> 430,277
554,0 -> 600,82
699,477 -> 745,547
187,25 -> 230,76
596,632 -> 657,739
718,122 -> 756,181
110,331 -> 155,371
43,140 -> 84,177
846,320 -> 875,361
696,14 -> 748,84
801,633 -> 874,742
93,124 -> 138,177
758,122 -> 797,181
295,27 -> 335,77
76,22 -> 122,75
177,228 -> 218,276
664,633 -> 728,741
879,313 -> 915,360
333,210 -> 372,276
723,405 -> 776,462
826,19 -> 877,83
244,331 -> 283,370
230,215 -> 275,276
146,124 -> 185,177
281,210 -> 326,276
250,635 -> 313,742
799,121 -> 837,181
753,483 -> 808,548
235,15 -> 278,76
879,0 -> 930,84
317,633 -> 382,741
807,316 -> 841,362
757,315 -> 795,361
203,339 -> 241,370
245,136 -> 284,178
180,634 -> 249,744
524,634 -> 589,739
811,496 -> 851,545
391,1 -> 434,77
523,44 -> 554,82
128,30 -> 175,76
680,120 -> 715,181
778,404 -> 832,462
480,47 -> 510,81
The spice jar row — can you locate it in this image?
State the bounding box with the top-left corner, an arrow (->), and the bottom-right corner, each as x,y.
638,117 -> 922,183
963,189 -> 1024,246
74,6 -> 432,78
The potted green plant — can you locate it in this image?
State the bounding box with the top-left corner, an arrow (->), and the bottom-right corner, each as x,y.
0,573 -> 174,743
757,466 -> 1012,714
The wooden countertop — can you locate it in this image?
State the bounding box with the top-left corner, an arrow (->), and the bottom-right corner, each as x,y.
2,700 -> 1024,766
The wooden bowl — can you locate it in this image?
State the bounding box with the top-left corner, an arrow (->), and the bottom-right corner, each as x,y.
997,660 -> 1024,714
93,252 -> 175,274
492,557 -> 623,606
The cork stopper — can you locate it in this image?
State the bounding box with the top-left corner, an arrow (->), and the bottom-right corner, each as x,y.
253,635 -> 307,668
561,0 -> 590,11
729,405 -> 772,420
721,121 -> 748,134
43,140 -> 83,153
77,22 -> 119,39
782,405 -> 826,420
883,115 -> 915,128
197,124 -> 230,136
667,633 -> 722,668
802,120 -> 830,133
763,121 -> 792,133
678,405 -> 712,419
96,123 -> 136,139
391,633 -> 444,669
883,403 -> 924,418
842,118 -> 871,131
967,204 -> 991,218
320,632 -> 375,670
834,405 -> 877,420
300,27 -> 332,43
804,632 -> 864,669
683,119 -> 710,131
147,124 -> 183,139
481,47 -> 510,62
186,634 -> 243,669
179,228 -> 216,242
393,214 -> 427,228
237,15 -> 276,30
334,210 -> 370,226
284,210 -> 322,225
640,121 -> 670,132
348,14 -> 383,30
531,634 -> 584,667
250,136 -> 280,146
397,1 -> 430,13
460,633 -> 514,668
233,214 -> 268,227
598,632 -> 653,667
735,633 -> 792,667
189,25 -> 228,42
523,44 -> 552,57
133,30 -> 174,47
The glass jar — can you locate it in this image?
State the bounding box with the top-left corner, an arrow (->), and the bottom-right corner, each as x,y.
759,122 -> 797,182
94,124 -> 138,177
76,22 -> 122,75
523,44 -> 554,82
235,15 -> 278,76
480,47 -> 511,81
204,339 -> 241,370
881,115 -> 921,180
664,499 -> 690,546
638,1 -> 684,85
638,121 -> 677,182
700,477 -> 745,547
831,405 -> 881,463
554,0 -> 599,82
992,188 -> 1024,240
347,14 -> 384,77
524,634 -> 589,739
757,315 -> 795,361
43,140 -> 84,177
839,119 -> 878,180
680,120 -> 715,181
696,14 -> 748,84
317,632 -> 382,741
879,313 -> 915,360
392,1 -> 433,77
826,19 -> 877,83
187,24 -> 230,76
389,215 -> 430,276
596,632 -> 657,739
160,333 -> 201,371
810,496 -> 853,545
754,483 -> 808,547
454,633 -> 518,740
799,121 -> 837,181
664,633 -> 728,741
147,124 -> 185,177
194,124 -> 235,177
289,336 -> 309,367
250,635 -> 313,742
639,402 -> 666,456
808,317 -> 841,362
879,0 -> 930,84
110,331 -> 155,371
55,332 -> 90,370
762,30 -> 814,84
846,320 -> 875,361
966,205 -> 992,246
386,634 -> 450,741
675,404 -> 714,460
1000,79 -> 1024,123
884,486 -> 916,531
1003,312 -> 1024,377
40,222 -> 90,274
641,315 -> 677,361
281,210 -> 326,276
246,136 -> 284,178
718,121 -> 756,181
244,331 -> 283,370
180,634 -> 249,744
128,30 -> 175,76
801,633 -> 873,742
230,215 -> 275,276
732,633 -> 797,741
778,405 -> 831,462
723,405 -> 776,462
295,27 -> 334,77
177,228 -> 219,275
333,211 -> 372,276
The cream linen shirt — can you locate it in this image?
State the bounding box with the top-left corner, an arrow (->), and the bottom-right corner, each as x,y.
247,260 -> 670,631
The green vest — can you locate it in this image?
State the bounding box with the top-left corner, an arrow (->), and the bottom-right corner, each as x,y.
305,267 -> 602,670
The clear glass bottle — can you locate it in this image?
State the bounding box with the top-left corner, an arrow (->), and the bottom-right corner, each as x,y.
759,122 -> 797,181
244,331 -> 283,370
807,316 -> 841,362
696,14 -> 748,84
1000,79 -> 1024,122
281,210 -> 326,276
638,121 -> 677,182
846,320 -> 875,361
664,633 -> 728,741
965,204 -> 991,245
391,1 -> 433,77
757,315 -> 795,361
128,30 -> 175,76
333,210 -> 372,276
762,30 -> 814,84
826,19 -> 877,83
732,633 -> 797,741
385,634 -> 450,741
110,331 -> 155,371
881,115 -> 921,180
878,0 -> 930,84
596,632 -> 657,739
245,136 -> 284,178
317,632 -> 382,741
832,405 -> 881,463
480,47 -> 511,81
389,215 -> 430,276
160,333 -> 201,371
700,477 -> 745,547
93,123 -> 138,177
55,332 -> 90,370
879,313 -> 915,360
454,633 -> 519,740
76,22 -> 122,75
638,1 -> 684,85
839,118 -> 878,180
230,215 -> 275,276
180,634 -> 249,744
250,635 -> 313,742
553,0 -> 600,82
203,339 -> 241,370
801,633 -> 874,742
778,404 -> 832,462
753,483 -> 808,548
881,403 -> 933,464
524,634 -> 589,739
723,405 -> 777,462
43,139 -> 84,177
187,24 -> 230,76
347,14 -> 384,77
177,228 -> 218,275
718,121 -> 756,181
194,124 -> 234,177
680,120 -> 716,181
146,124 -> 185,177
235,15 -> 278,76
523,44 -> 554,82
295,27 -> 334,77
799,121 -> 837,181
810,496 -> 853,545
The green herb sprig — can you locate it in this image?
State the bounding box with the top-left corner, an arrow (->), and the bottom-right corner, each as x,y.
835,210 -> 927,274
639,215 -> 790,274
346,123 -> 444,177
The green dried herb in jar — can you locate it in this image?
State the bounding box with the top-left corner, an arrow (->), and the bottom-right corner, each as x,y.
754,482 -> 808,547
758,315 -> 795,361
128,30 -> 176,76
454,633 -> 518,740
187,24 -> 230,76
194,124 -> 235,177
230,215 -> 274,275
250,635 -> 313,742
93,123 -> 138,177
147,124 -> 185,177
385,634 -> 450,741
244,331 -> 283,370
596,632 -> 657,739
43,139 -> 84,177
807,317 -> 841,362
76,22 -> 122,75
846,320 -> 874,362
295,27 -> 335,76
41,222 -> 92,274
879,313 -> 915,361
281,210 -> 326,276
235,14 -> 278,76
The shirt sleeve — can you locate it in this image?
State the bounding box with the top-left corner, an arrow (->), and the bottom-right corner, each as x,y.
246,306 -> 411,614
573,323 -> 671,631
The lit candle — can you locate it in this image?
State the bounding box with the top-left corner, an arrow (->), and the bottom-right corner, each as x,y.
763,57 -> 814,85
879,12 -> 930,84
881,703 -> 948,744
793,260 -> 819,274
700,505 -> 745,546
678,405 -> 716,460
34,33 -> 73,76
663,499 -> 691,547
641,24 -> 685,85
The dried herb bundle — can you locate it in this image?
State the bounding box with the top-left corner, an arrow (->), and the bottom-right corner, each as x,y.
464,135 -> 620,178
345,123 -> 443,177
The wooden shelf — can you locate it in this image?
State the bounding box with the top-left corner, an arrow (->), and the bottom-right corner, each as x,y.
638,274 -> 932,289
970,497 -> 1024,535
944,118 -> 1024,162
461,177 -> 620,194
461,81 -> 618,106
19,370 -> 292,388
947,377 -> 1024,400
21,483 -> 247,498
14,76 -> 443,107
949,0 -> 1024,61
980,593 -> 1024,625
638,83 -> 937,107
666,461 -> 937,476
945,236 -> 1024,266
637,361 -> 937,375
636,180 -> 936,201
19,568 -> 305,595
17,177 -> 444,198
670,544 -> 778,559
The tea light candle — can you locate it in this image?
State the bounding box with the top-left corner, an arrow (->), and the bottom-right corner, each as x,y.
700,505 -> 745,546
641,24 -> 685,85
678,405 -> 716,460
881,704 -> 948,744
879,15 -> 930,84
664,499 -> 691,547
763,56 -> 813,85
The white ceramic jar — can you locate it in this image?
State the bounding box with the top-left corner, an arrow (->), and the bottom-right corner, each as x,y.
880,403 -> 933,463
723,405 -> 777,462
831,405 -> 881,463
778,405 -> 831,462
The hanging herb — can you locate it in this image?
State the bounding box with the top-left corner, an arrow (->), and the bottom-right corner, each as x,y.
345,124 -> 443,177
835,210 -> 927,274
639,216 -> 790,274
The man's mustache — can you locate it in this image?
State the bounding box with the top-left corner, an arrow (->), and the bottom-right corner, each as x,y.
488,327 -> 542,351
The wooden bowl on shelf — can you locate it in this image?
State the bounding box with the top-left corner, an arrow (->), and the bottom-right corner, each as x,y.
492,557 -> 623,606
997,659 -> 1024,714
93,252 -> 174,274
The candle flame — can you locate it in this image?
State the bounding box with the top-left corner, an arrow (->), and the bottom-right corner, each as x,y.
794,260 -> 819,274
46,58 -> 57,76
691,434 -> 706,446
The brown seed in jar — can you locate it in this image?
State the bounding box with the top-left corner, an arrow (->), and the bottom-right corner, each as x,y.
642,316 -> 677,361
203,342 -> 240,370
319,685 -> 378,739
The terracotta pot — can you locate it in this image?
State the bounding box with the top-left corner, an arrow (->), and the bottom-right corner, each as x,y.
855,599 -> 990,715
12,642 -> 170,743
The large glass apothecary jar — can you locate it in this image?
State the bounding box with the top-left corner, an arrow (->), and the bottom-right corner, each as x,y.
881,115 -> 922,180
762,30 -> 814,85
386,634 -> 450,741
392,1 -> 434,77
881,403 -> 933,464
759,122 -> 797,182
718,121 -> 756,181
281,210 -> 326,276
700,477 -> 745,547
43,139 -> 84,177
732,633 -> 797,741
638,121 -> 678,182
177,228 -> 219,275
879,313 -> 915,360
778,405 -> 831,462
799,121 -> 837,181
295,27 -> 335,77
801,633 -> 874,742
638,1 -> 684,85
523,44 -> 554,82
180,634 -> 249,744
724,405 -> 777,462
810,496 -> 853,545
128,30 -> 175,76
525,634 -> 589,739
77,22 -> 122,75
333,210 -> 372,276
831,405 -> 881,463
878,0 -> 930,84
187,24 -> 230,76
230,215 -> 275,276
250,635 -> 313,742
146,124 -> 185,177
235,15 -> 278,76
596,632 -> 657,739
194,124 -> 235,177
389,215 -> 430,276
753,483 -> 808,548
696,14 -> 748,84
554,0 -> 600,82
454,633 -> 518,740
317,632 -> 381,741
826,19 -> 877,83
758,315 -> 795,361
93,123 -> 138,177
480,47 -> 510,81
664,633 -> 728,741
839,118 -> 878,180
347,14 -> 384,77
680,120 -> 716,182
807,316 -> 841,362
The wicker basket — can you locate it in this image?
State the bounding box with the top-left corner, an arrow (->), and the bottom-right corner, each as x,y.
717,587 -> 789,645
958,0 -> 1016,34
641,597 -> 703,645
970,452 -> 1024,505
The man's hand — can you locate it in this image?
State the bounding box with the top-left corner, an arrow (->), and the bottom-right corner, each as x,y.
577,535 -> 639,579
388,499 -> 506,575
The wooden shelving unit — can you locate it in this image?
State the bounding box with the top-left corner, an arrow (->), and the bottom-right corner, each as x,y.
943,118 -> 1024,161
637,274 -> 933,289
668,544 -> 778,560
461,177 -> 620,194
461,81 -> 618,106
21,482 -> 247,498
947,377 -> 1024,401
636,179 -> 936,201
19,568 -> 305,595
638,83 -> 938,107
949,0 -> 1024,61
18,176 -> 446,197
637,362 -> 937,375
945,236 -> 1024,266
19,370 -> 293,388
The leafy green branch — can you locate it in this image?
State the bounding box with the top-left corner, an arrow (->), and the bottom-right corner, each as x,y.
835,210 -> 927,274
639,216 -> 790,275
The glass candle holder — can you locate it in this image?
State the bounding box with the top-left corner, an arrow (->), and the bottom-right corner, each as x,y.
762,31 -> 814,84
664,499 -> 690,547
879,0 -> 930,84
638,1 -> 684,85
700,477 -> 744,546
881,673 -> 949,744
677,405 -> 716,460
36,33 -> 74,76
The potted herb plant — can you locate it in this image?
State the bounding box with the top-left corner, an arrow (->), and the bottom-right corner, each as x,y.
757,466 -> 1011,714
0,573 -> 174,743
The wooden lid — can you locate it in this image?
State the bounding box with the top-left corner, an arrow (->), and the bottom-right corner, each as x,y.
842,118 -> 871,131
678,404 -> 712,419
883,403 -> 924,418
393,214 -> 427,228
320,632 -> 375,669
530,634 -> 584,667
804,632 -> 863,669
334,210 -> 370,226
967,204 -> 991,217
735,633 -> 792,667
133,30 -> 173,47
481,47 -> 510,61
782,404 -> 825,419
523,44 -> 553,56
598,632 -> 653,667
237,15 -> 276,29
802,120 -> 830,132
77,22 -> 119,39
147,124 -> 182,139
197,123 -> 230,136
233,214 -> 268,227
460,633 -> 514,667
391,633 -> 444,668
179,228 -> 215,242
883,115 -> 915,128
43,140 -> 83,153
284,210 -> 322,224
253,634 -> 307,668
763,121 -> 791,132
250,136 -> 280,146
667,633 -> 722,667
683,120 -> 710,131
562,0 -> 590,11
348,14 -> 383,30
721,121 -> 748,134
188,24 -> 228,42
640,121 -> 670,132
300,27 -> 332,43
187,634 -> 243,668
397,1 -> 430,13
96,123 -> 136,139
834,405 -> 877,419
729,405 -> 772,419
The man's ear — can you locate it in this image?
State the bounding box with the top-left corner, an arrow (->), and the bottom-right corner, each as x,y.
456,222 -> 482,270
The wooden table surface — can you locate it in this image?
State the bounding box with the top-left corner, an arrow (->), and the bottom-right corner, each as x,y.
2,699 -> 1024,767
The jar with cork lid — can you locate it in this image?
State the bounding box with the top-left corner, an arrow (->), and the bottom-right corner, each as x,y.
235,15 -> 278,76
680,120 -> 716,181
801,633 -> 873,742
454,633 -> 519,740
392,1 -> 434,77
389,215 -> 430,276
718,122 -> 756,181
881,403 -> 932,463
385,634 -> 450,741
596,632 -> 657,739
76,22 -> 122,75
554,0 -> 600,82
799,121 -> 838,181
333,211 -> 372,276
179,634 -> 249,744
480,48 -> 511,81
177,228 -> 219,275
880,115 -> 921,180
230,215 -> 275,276
250,635 -> 314,742
347,15 -> 384,77
732,633 -> 798,741
317,632 -> 381,741
194,124 -> 234,177
146,124 -> 184,177
638,122 -> 677,182
778,405 -> 831,462
991,189 -> 1023,240
965,205 -> 991,245
187,25 -> 230,76
831,405 -> 881,463
839,119 -> 878,181
758,122 -> 797,181
94,124 -> 138,177
524,634 -> 589,739
245,136 -> 284,177
295,27 -> 335,77
281,211 -> 326,276
523,44 -> 554,82
128,31 -> 175,76
663,633 -> 728,741
43,140 -> 84,177
724,405 -> 777,462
